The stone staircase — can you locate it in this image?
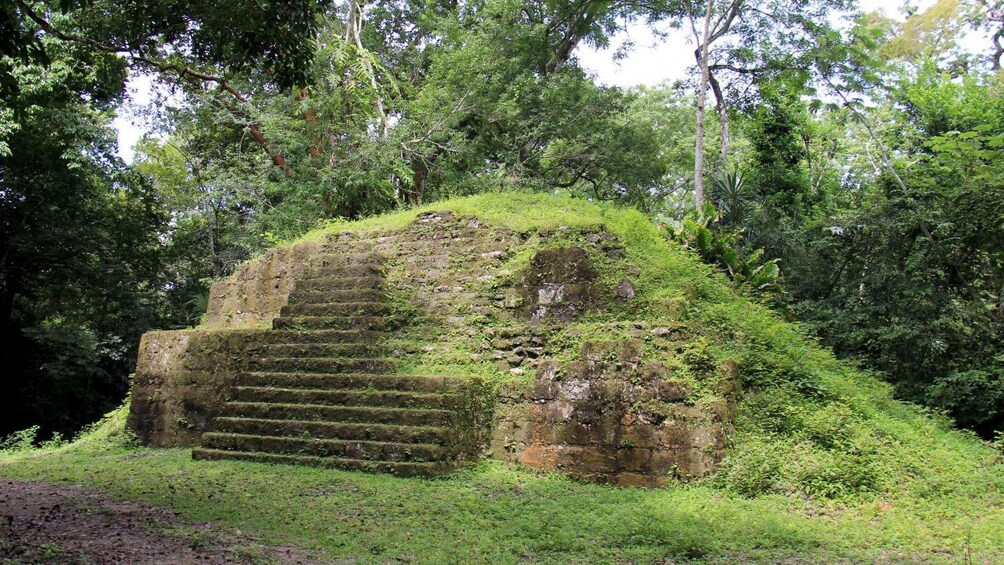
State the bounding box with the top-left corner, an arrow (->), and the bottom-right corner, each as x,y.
192,248 -> 475,476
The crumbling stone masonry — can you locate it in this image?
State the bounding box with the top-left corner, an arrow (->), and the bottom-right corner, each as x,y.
128,211 -> 734,484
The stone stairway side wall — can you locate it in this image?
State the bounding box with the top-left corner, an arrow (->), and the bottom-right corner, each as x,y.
127,329 -> 268,446
203,241 -> 323,329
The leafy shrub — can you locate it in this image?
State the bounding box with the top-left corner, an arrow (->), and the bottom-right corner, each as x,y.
0,426 -> 41,453
715,436 -> 786,496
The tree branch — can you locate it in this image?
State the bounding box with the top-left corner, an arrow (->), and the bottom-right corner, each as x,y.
13,0 -> 292,175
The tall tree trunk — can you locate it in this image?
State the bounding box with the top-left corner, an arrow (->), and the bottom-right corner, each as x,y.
692,0 -> 715,211
297,88 -> 324,160
410,160 -> 428,206
709,71 -> 729,165
345,0 -> 388,137
977,0 -> 1004,70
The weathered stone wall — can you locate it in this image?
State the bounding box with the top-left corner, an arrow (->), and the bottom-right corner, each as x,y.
489,339 -> 732,487
129,211 -> 735,485
203,242 -> 322,328
128,329 -> 268,446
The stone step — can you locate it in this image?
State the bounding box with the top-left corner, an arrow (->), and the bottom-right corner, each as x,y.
286,289 -> 388,305
262,329 -> 386,345
261,343 -> 389,358
233,386 -> 461,410
327,229 -> 490,246
322,238 -> 504,256
249,356 -> 397,374
239,372 -> 467,393
400,255 -> 453,269
219,402 -> 454,426
309,252 -> 385,266
209,417 -> 453,445
272,315 -> 392,331
306,263 -> 386,279
279,302 -> 391,318
191,448 -> 457,477
294,276 -> 385,291
200,433 -> 444,462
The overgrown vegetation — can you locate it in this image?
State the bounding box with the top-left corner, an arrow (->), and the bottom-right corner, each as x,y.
2,390 -> 1001,563
93,192 -> 1004,505
1,0 -> 1001,516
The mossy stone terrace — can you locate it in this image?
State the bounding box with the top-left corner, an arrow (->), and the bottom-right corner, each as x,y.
129,197 -> 733,486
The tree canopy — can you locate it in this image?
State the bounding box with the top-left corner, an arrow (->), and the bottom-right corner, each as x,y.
1,0 -> 1001,440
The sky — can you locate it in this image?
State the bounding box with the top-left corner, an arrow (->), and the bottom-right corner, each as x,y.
112,0 -> 957,163
575,0 -> 940,88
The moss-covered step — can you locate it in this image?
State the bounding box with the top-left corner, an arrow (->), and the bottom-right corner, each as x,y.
232,387 -> 462,410
309,251 -> 385,266
293,276 -> 385,291
248,357 -> 398,374
260,343 -> 390,358
208,417 -> 453,445
237,372 -> 468,393
271,315 -> 392,331
303,263 -> 386,279
327,227 -> 489,245
279,302 -> 391,317
285,289 -> 388,305
198,433 -> 444,462
218,402 -> 456,426
261,329 -> 385,345
190,448 -> 460,477
322,237 -> 505,256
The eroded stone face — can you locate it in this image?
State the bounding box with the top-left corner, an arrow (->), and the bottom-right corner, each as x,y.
522,247 -> 598,322
491,339 -> 730,487
203,243 -> 323,329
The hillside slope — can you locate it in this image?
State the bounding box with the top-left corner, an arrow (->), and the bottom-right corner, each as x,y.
2,192 -> 1001,563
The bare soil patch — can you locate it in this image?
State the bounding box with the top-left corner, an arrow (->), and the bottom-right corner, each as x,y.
0,480 -> 318,564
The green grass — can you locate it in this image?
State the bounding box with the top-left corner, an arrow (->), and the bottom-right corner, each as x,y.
1,423 -> 1001,564
285,191 -> 616,246
5,192 -> 1001,562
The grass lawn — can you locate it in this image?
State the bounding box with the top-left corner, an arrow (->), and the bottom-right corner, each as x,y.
2,434 -> 1001,564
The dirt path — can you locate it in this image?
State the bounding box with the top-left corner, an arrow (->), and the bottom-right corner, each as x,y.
0,480 -> 318,564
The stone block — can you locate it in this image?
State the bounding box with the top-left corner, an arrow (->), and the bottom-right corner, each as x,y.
615,278 -> 636,299
545,400 -> 575,422
616,448 -> 652,472
690,423 -> 724,450
558,379 -> 591,401
591,380 -> 625,403
558,423 -> 597,445
621,425 -> 658,449
524,422 -> 557,444
638,362 -> 670,383
658,421 -> 692,449
555,446 -> 618,474
615,473 -> 669,489
518,445 -> 561,470
649,448 -> 682,475
656,380 -> 692,402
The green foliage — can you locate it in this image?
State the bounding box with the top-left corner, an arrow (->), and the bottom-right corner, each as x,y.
667,202 -> 782,299
785,64 -> 1004,437
8,0 -> 327,89
0,426 -> 41,453
0,34 -> 169,439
